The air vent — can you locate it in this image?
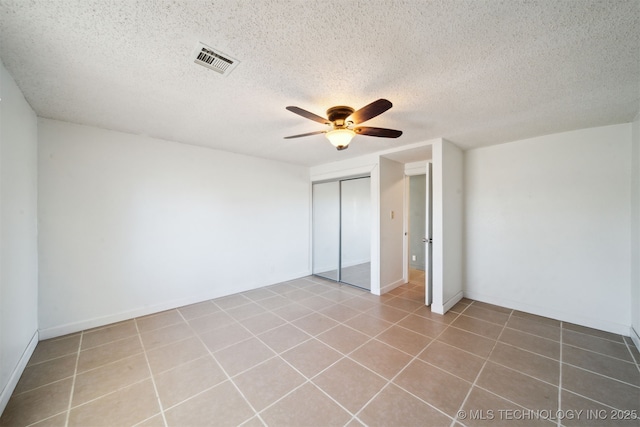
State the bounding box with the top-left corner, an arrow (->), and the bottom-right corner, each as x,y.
192,42 -> 239,76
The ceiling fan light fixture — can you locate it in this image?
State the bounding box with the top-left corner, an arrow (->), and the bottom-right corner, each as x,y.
326,129 -> 356,150
285,99 -> 401,148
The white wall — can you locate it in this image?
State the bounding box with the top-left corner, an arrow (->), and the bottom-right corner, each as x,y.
431,140 -> 464,313
0,62 -> 39,413
465,124 -> 632,334
379,157 -> 405,293
38,119 -> 310,338
631,112 -> 640,348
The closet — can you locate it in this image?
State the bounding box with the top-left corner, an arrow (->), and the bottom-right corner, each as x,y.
312,176 -> 371,290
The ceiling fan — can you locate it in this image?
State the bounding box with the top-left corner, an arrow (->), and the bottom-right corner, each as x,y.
284,98 -> 402,150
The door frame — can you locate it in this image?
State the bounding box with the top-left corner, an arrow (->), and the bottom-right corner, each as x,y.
403,161 -> 433,305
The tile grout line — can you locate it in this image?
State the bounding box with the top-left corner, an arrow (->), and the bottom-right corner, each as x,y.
216,291 -> 357,424
141,292 -> 446,381
559,387 -> 639,412
621,335 -> 640,373
560,363 -> 640,389
443,353 -> 560,389
452,305 -> 515,427
251,282 -> 414,363
469,384 -> 563,423
452,304 -> 562,412
210,280 -> 422,423
549,340 -> 635,364
175,305 -> 268,426
558,322 -> 563,427
339,319 -> 442,394
63,331 -> 84,427
178,288 -> 632,422
248,294 -> 375,421
59,378 -> 153,414
411,320 -> 565,390
351,301 -> 469,426
563,326 -> 629,345
499,322 -> 639,367
344,332 -> 451,422
15,279 -> 637,426
134,319 -> 169,427
180,283 -> 336,372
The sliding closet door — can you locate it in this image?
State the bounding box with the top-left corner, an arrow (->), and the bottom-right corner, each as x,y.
340,177 -> 371,289
312,181 -> 340,281
312,177 -> 371,289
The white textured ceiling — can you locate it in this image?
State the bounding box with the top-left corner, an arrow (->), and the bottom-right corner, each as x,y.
1,0 -> 639,166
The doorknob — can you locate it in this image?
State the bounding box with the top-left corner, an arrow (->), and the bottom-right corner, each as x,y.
422,237 -> 432,244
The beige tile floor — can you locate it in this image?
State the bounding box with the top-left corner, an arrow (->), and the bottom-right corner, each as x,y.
2,274 -> 639,427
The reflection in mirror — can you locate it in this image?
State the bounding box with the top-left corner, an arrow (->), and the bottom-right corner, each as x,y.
312,181 -> 340,281
340,177 -> 371,289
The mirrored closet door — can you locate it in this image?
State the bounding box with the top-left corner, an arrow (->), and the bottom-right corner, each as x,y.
312,177 -> 371,290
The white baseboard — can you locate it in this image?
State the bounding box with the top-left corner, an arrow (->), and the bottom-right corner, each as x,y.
378,278 -> 406,296
631,325 -> 640,352
464,290 -> 631,336
432,291 -> 463,315
39,270 -> 312,340
1,330 -> 38,415
39,295 -> 209,339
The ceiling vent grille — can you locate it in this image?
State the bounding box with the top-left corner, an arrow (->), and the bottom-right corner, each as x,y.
192,42 -> 239,76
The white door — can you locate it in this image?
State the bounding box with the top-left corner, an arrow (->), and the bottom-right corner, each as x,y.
424,162 -> 433,306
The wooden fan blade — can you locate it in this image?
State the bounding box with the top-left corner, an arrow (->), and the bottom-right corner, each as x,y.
286,106 -> 331,125
284,130 -> 327,139
354,127 -> 403,138
349,99 -> 393,124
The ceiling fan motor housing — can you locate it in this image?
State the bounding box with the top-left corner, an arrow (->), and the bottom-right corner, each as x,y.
326,106 -> 355,128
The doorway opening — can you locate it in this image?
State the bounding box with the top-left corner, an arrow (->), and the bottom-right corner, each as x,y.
406,166 -> 432,304
312,176 -> 371,290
